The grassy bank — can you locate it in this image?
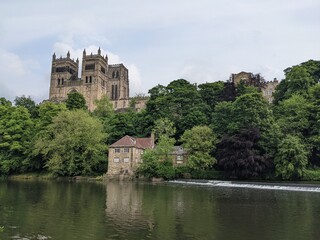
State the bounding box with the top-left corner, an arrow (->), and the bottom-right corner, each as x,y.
5,173 -> 105,182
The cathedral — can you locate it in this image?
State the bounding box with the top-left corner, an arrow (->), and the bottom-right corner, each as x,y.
49,48 -> 132,111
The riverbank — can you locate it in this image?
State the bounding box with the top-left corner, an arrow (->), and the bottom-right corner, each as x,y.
4,173 -> 104,182
2,168 -> 320,182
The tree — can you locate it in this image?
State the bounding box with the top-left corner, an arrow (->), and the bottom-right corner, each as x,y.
274,135 -> 309,180
216,127 -> 272,179
273,65 -> 315,104
152,118 -> 176,141
34,110 -> 107,176
14,95 -> 38,118
65,92 -> 87,110
308,84 -> 320,165
37,101 -> 67,130
92,96 -> 114,118
180,126 -> 217,170
212,92 -> 280,164
137,134 -> 176,180
274,94 -> 311,137
0,103 -> 34,174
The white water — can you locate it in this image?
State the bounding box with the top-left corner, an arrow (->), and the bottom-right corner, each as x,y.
170,180 -> 320,193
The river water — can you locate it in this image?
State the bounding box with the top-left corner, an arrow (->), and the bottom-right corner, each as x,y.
0,179 -> 319,240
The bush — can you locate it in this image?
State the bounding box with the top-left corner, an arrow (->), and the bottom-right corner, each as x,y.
302,169 -> 320,181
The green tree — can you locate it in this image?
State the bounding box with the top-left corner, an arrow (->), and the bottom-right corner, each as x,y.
34,110 -> 107,176
65,92 -> 87,110
14,95 -> 38,118
152,118 -> 176,141
308,84 -> 320,165
274,95 -> 311,137
180,126 -> 217,170
92,96 -> 114,118
273,65 -> 315,104
274,135 -> 309,180
137,135 -> 175,179
0,102 -> 34,174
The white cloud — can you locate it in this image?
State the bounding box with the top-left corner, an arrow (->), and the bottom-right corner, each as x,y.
127,64 -> 142,96
0,49 -> 46,102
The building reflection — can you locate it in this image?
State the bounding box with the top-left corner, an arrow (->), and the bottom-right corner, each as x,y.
104,181 -> 156,234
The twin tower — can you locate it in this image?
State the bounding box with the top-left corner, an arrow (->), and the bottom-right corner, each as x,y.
49,48 -> 130,111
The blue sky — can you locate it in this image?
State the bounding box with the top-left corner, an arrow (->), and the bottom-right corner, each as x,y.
0,0 -> 319,102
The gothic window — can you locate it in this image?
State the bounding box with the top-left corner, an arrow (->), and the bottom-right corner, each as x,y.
89,76 -> 92,83
112,71 -> 115,78
111,85 -> 115,100
116,71 -> 119,78
58,78 -> 60,85
85,76 -> 88,83
115,85 -> 118,99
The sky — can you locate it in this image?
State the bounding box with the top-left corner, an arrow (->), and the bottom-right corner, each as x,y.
0,0 -> 319,102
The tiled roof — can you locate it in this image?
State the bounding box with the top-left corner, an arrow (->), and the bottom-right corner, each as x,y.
110,135 -> 154,149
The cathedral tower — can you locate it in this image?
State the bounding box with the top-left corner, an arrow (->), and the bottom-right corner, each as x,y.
49,52 -> 79,101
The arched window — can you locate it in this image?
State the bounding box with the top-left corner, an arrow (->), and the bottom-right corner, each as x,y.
85,76 -> 88,83
61,78 -> 64,85
112,71 -> 115,78
116,71 -> 119,78
89,76 -> 92,83
58,78 -> 60,85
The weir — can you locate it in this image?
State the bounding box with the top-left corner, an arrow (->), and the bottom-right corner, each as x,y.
169,180 -> 320,193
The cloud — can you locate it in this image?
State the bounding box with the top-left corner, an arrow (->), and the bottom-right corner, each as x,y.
127,64 -> 142,95
0,49 -> 47,102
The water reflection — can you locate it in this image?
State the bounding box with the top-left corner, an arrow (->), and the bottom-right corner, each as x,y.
1,180 -> 320,240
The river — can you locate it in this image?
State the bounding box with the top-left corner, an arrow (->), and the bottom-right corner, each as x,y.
0,179 -> 319,240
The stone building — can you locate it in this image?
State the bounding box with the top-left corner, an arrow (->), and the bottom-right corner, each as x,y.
49,48 -> 132,111
230,71 -> 279,102
107,135 -> 155,178
170,146 -> 188,166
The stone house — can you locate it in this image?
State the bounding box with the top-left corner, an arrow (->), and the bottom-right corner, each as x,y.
107,135 -> 155,177
169,146 -> 188,166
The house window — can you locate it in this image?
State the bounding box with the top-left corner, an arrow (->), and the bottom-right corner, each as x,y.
124,148 -> 129,153
177,155 -> 183,160
177,155 -> 184,164
114,148 -> 120,153
113,158 -> 120,163
123,158 -> 130,163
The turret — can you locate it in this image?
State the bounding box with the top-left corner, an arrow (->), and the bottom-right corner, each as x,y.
67,51 -> 70,59
83,49 -> 86,57
98,47 -> 101,55
52,52 -> 56,61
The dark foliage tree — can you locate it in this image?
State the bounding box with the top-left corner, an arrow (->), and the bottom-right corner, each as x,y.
65,92 -> 87,110
216,127 -> 272,179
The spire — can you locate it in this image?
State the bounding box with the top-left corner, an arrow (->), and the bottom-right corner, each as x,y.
83,49 -> 86,56
98,47 -> 101,55
67,51 -> 70,59
105,53 -> 108,60
52,52 -> 56,60
76,58 -> 79,64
